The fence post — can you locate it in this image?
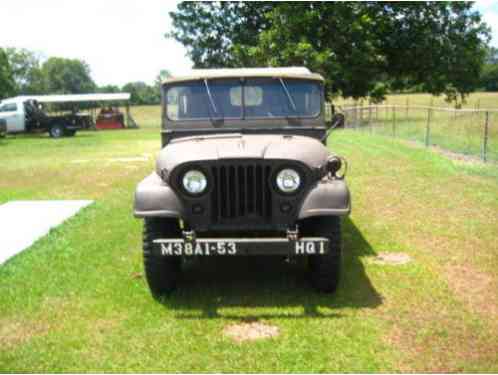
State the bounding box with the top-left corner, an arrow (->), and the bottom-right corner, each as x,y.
425,108 -> 432,147
368,105 -> 372,133
351,104 -> 355,130
359,101 -> 363,126
392,105 -> 396,137
482,111 -> 489,162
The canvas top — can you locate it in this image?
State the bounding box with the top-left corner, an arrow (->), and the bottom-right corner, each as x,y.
162,67 -> 324,84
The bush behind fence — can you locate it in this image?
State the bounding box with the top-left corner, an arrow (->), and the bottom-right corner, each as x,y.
339,105 -> 498,163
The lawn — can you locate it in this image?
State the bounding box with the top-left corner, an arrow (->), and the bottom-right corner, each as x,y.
0,107 -> 497,372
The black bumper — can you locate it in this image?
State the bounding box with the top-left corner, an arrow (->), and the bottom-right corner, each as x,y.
153,237 -> 329,256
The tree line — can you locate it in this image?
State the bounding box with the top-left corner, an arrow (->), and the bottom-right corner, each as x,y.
3,3 -> 496,107
0,48 -> 168,105
168,2 -> 493,106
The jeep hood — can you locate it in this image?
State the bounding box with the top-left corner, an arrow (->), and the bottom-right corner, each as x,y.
156,133 -> 330,175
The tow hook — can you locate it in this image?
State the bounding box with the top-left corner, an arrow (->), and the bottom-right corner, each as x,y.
182,230 -> 196,243
286,226 -> 299,241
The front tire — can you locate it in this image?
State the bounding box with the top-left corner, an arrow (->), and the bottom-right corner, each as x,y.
143,218 -> 182,298
300,216 -> 342,293
49,124 -> 65,138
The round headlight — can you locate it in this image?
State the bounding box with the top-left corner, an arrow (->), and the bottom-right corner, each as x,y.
276,168 -> 301,193
182,170 -> 207,194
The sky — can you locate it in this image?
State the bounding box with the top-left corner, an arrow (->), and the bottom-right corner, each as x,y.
0,0 -> 192,86
476,1 -> 498,47
1,1 -> 498,88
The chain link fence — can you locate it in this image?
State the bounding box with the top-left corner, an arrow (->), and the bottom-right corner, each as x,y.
338,104 -> 498,163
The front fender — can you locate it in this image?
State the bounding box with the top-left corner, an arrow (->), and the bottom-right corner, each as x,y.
298,179 -> 351,219
134,173 -> 184,218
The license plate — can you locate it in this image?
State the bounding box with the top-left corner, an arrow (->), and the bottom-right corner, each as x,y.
293,240 -> 327,255
154,238 -> 328,256
158,241 -> 238,256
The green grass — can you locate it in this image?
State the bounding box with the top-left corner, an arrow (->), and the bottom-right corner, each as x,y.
1,108 -> 498,372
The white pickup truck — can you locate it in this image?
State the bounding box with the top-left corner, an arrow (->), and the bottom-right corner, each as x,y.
0,118 -> 6,138
0,97 -> 87,138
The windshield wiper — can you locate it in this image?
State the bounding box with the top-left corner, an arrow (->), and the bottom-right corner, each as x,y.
204,79 -> 223,126
279,78 -> 297,114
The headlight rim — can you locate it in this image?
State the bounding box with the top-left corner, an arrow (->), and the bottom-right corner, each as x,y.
274,167 -> 303,195
181,169 -> 209,196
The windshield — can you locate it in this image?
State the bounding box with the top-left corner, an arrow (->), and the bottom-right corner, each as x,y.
165,78 -> 321,121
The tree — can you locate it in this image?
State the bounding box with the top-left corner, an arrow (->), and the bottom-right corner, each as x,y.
98,84 -> 121,93
41,57 -> 96,94
479,46 -> 498,92
5,48 -> 45,94
155,69 -> 172,89
168,2 -> 490,101
122,81 -> 160,105
0,48 -> 15,99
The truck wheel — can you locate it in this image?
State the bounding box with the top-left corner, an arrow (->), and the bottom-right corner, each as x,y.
300,216 -> 342,293
143,217 -> 182,298
49,124 -> 65,138
65,129 -> 76,137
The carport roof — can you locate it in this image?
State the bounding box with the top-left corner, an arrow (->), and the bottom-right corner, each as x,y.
1,93 -> 131,104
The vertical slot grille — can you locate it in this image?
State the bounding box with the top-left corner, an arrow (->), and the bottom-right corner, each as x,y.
211,163 -> 272,223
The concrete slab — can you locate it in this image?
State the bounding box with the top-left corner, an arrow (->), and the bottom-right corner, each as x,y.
0,200 -> 93,265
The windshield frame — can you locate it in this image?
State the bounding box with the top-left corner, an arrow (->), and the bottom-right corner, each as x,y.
163,77 -> 323,123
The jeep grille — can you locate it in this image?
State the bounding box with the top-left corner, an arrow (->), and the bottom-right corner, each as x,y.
211,163 -> 273,224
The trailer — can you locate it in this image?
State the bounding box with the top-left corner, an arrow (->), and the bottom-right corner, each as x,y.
0,93 -> 137,138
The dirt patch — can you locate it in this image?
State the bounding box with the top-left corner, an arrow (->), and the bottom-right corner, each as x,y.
431,145 -> 484,165
403,140 -> 487,166
223,321 -> 280,343
446,264 -> 498,318
71,156 -> 149,164
373,252 -> 412,265
0,318 -> 50,348
385,306 -> 498,372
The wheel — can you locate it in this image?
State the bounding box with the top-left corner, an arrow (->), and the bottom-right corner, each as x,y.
65,129 -> 76,137
49,124 -> 65,138
143,218 -> 182,298
300,216 -> 342,293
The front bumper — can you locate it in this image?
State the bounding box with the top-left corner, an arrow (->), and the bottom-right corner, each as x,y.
153,237 -> 329,256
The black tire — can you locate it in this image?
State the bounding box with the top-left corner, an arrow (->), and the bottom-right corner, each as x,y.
143,218 -> 182,298
300,216 -> 342,293
49,124 -> 65,138
65,129 -> 76,137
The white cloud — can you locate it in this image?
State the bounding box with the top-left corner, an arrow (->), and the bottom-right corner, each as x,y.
0,0 -> 193,86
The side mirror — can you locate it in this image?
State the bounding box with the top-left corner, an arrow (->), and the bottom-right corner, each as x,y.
321,113 -> 345,142
328,113 -> 345,129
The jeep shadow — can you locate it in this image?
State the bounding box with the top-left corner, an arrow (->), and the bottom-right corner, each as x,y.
158,217 -> 382,320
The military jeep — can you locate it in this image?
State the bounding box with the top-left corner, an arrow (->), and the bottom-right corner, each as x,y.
134,67 -> 350,297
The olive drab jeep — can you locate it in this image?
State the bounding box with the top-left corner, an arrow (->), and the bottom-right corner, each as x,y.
133,67 -> 351,297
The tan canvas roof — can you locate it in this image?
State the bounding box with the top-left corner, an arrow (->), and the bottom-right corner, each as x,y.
163,67 -> 324,84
